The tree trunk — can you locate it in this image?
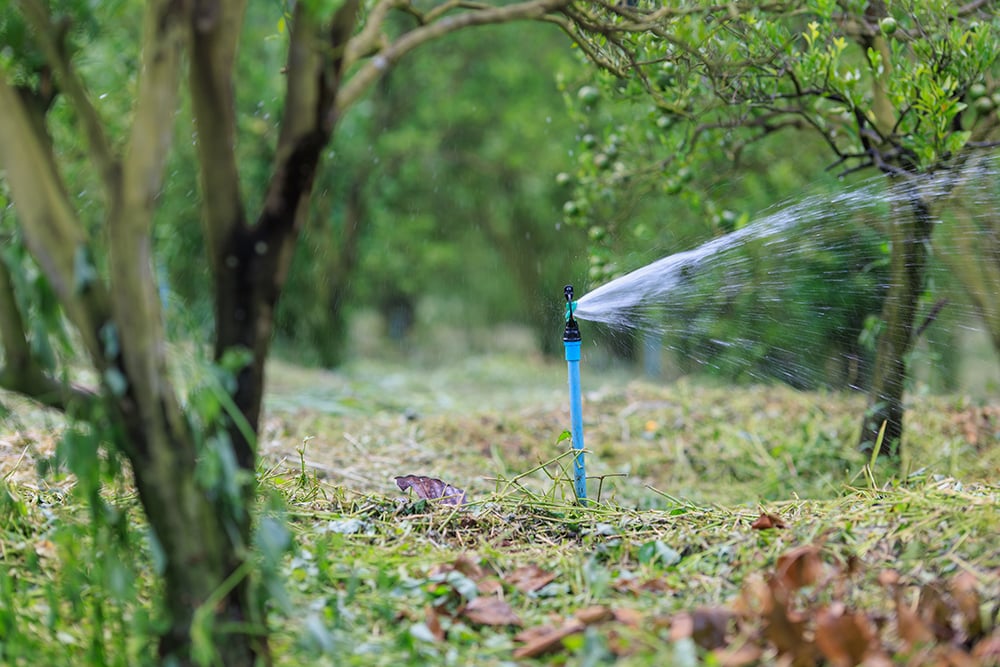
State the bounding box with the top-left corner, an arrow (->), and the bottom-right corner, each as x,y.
859,190 -> 935,457
130,438 -> 260,665
936,207 -> 1000,355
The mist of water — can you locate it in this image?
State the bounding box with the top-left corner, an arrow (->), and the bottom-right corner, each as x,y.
573,153 -> 1000,390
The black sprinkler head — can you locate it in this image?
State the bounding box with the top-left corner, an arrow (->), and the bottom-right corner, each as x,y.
563,284 -> 581,342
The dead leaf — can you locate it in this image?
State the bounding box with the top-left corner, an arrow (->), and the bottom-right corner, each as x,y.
612,607 -> 643,627
877,569 -> 901,588
507,564 -> 556,593
451,553 -> 484,579
765,578 -> 816,665
815,602 -> 877,667
614,576 -> 671,595
462,597 -> 521,627
575,605 -> 614,625
690,607 -> 733,650
751,511 -> 787,530
424,605 -> 445,642
477,578 -> 503,595
972,631 -> 1000,661
733,572 -> 773,617
394,474 -> 467,505
895,590 -> 936,647
774,545 -> 825,591
949,572 -> 982,639
917,584 -> 956,642
711,643 -> 764,667
513,620 -> 585,659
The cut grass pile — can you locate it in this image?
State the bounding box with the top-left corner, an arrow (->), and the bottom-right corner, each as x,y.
1,353 -> 998,665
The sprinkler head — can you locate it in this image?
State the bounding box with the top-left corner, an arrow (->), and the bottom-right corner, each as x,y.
563,285 -> 581,342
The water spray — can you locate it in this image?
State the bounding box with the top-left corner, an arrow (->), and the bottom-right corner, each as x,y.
562,285 -> 587,502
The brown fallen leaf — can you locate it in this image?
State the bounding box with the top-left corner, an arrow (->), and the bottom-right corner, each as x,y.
711,643 -> 764,667
424,605 -> 445,642
895,589 -> 936,647
513,620 -> 585,659
774,545 -> 825,591
451,553 -> 485,579
972,631 -> 1000,661
765,578 -> 817,665
477,578 -> 503,595
462,597 -> 521,627
917,583 -> 956,642
877,569 -> 901,588
507,564 -> 556,593
575,605 -> 614,625
949,571 -> 982,639
690,607 -> 733,650
394,474 -> 467,505
614,576 -> 671,595
815,602 -> 877,667
612,607 -> 643,627
733,572 -> 773,617
751,511 -> 787,530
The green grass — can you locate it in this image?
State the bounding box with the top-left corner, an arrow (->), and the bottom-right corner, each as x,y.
1,352 -> 998,665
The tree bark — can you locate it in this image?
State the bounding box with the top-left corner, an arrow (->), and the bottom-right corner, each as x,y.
859,189 -> 935,457
937,207 -> 1000,354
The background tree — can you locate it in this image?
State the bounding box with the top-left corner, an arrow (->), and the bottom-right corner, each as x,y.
560,0 -> 1000,454
275,23 -> 583,365
0,0 -> 744,663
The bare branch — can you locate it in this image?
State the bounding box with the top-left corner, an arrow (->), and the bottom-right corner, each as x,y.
263,0 -> 360,227
14,0 -> 121,200
345,0 -> 397,66
336,0 -> 571,113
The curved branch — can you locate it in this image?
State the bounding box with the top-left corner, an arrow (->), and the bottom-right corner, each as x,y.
0,254 -> 97,412
0,70 -> 110,360
335,0 -> 571,113
344,0 -> 397,67
15,0 -> 121,200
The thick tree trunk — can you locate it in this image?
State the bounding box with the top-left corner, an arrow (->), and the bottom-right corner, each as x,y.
130,439 -> 259,665
859,192 -> 935,457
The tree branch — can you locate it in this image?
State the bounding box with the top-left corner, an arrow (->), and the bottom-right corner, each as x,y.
189,0 -> 250,275
0,70 -> 110,360
15,0 -> 121,201
344,0 -> 397,67
107,0 -> 192,458
261,0 -> 360,231
335,0 -> 571,113
0,254 -> 97,412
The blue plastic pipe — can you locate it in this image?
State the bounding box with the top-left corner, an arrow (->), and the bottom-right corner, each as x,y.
563,286 -> 587,502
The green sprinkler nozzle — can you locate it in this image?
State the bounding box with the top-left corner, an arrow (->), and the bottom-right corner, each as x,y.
564,285 -> 578,322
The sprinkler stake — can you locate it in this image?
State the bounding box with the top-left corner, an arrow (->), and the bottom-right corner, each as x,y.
563,285 -> 587,502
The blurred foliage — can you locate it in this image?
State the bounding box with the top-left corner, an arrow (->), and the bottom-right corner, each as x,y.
559,1 -> 1000,389
144,11 -> 588,365
276,22 -> 586,363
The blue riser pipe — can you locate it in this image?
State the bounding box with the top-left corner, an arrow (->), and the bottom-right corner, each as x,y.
564,340 -> 587,501
562,285 -> 586,503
